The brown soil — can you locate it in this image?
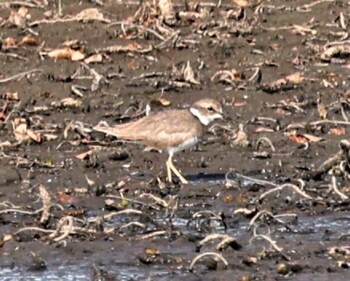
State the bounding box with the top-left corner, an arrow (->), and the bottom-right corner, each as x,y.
0,0 -> 350,280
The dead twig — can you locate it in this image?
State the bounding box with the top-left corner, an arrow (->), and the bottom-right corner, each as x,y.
259,183 -> 314,201
256,137 -> 276,152
102,209 -> 143,221
252,226 -> 291,261
0,208 -> 42,215
120,222 -> 146,230
189,252 -> 228,271
14,227 -> 54,236
0,69 -> 43,84
39,184 -> 51,224
296,0 -> 335,11
48,216 -> 74,242
197,234 -> 241,252
248,210 -> 297,231
106,194 -> 160,210
136,230 -> 180,240
139,193 -> 168,208
331,174 -> 349,201
236,173 -> 278,187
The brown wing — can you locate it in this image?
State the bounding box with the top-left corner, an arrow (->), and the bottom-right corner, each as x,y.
94,110 -> 204,149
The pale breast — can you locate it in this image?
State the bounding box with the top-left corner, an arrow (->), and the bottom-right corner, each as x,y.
167,137 -> 199,155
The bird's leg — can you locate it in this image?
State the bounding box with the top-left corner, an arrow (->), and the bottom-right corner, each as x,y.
166,154 -> 172,183
167,154 -> 188,184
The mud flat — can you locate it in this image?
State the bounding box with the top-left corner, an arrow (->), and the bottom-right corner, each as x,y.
0,0 -> 350,280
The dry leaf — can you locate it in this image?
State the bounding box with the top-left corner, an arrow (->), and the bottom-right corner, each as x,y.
48,47 -> 85,61
14,123 -> 28,141
26,129 -> 41,142
183,61 -> 200,85
102,43 -> 151,54
43,134 -> 59,141
51,98 -> 82,108
8,7 -> 30,28
223,194 -> 236,203
1,92 -> 19,101
269,43 -> 279,51
275,108 -> 289,116
13,122 -> 41,143
145,247 -> 160,255
84,53 -> 103,64
62,39 -> 80,47
320,44 -> 350,62
57,193 -> 78,205
286,131 -> 323,144
71,50 -> 86,61
0,234 -> 13,247
232,124 -> 249,147
211,69 -> 244,85
76,8 -> 110,23
233,100 -> 246,107
322,79 -> 334,88
14,117 -> 25,126
157,98 -> 171,106
286,131 -> 308,144
19,35 -> 40,46
157,0 -> 176,24
286,72 -> 304,84
157,0 -> 174,17
261,72 -> 304,93
339,12 -> 347,30
76,148 -> 97,160
60,97 -> 82,107
0,141 -> 12,148
303,133 -> 323,143
317,101 -> 328,120
291,25 -> 317,35
255,127 -> 275,133
329,127 -> 345,136
232,0 -> 250,7
3,37 -> 17,48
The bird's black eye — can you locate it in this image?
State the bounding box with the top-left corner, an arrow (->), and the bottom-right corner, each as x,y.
207,106 -> 214,112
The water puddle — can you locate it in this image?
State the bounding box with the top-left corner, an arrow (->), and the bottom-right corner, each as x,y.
1,211 -> 348,280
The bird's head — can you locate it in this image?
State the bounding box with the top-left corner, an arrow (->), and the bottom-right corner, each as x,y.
190,98 -> 223,126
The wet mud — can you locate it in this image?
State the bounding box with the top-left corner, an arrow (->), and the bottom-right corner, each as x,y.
0,0 -> 350,280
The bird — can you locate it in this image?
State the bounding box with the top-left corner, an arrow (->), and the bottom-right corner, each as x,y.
93,98 -> 223,184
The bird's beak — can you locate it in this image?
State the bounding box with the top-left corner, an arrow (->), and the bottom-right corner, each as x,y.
216,112 -> 225,120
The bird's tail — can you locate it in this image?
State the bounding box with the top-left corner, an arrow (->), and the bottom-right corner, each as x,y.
93,121 -> 121,138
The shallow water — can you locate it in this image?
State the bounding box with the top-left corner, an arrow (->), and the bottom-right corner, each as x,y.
1,212 -> 349,281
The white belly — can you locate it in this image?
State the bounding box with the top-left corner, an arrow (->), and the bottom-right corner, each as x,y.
167,137 -> 199,155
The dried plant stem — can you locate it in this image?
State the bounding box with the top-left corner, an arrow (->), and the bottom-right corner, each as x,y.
252,232 -> 291,261
39,185 -> 52,224
249,210 -> 297,231
189,252 -> 228,271
14,227 -> 54,235
139,193 -> 168,208
259,183 -> 314,201
331,175 -> 349,201
49,216 -> 74,242
198,234 -> 238,251
0,208 -> 42,215
256,137 -> 276,152
0,69 -> 43,84
102,209 -> 143,220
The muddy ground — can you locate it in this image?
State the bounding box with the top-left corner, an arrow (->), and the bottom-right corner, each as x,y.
0,0 -> 350,280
